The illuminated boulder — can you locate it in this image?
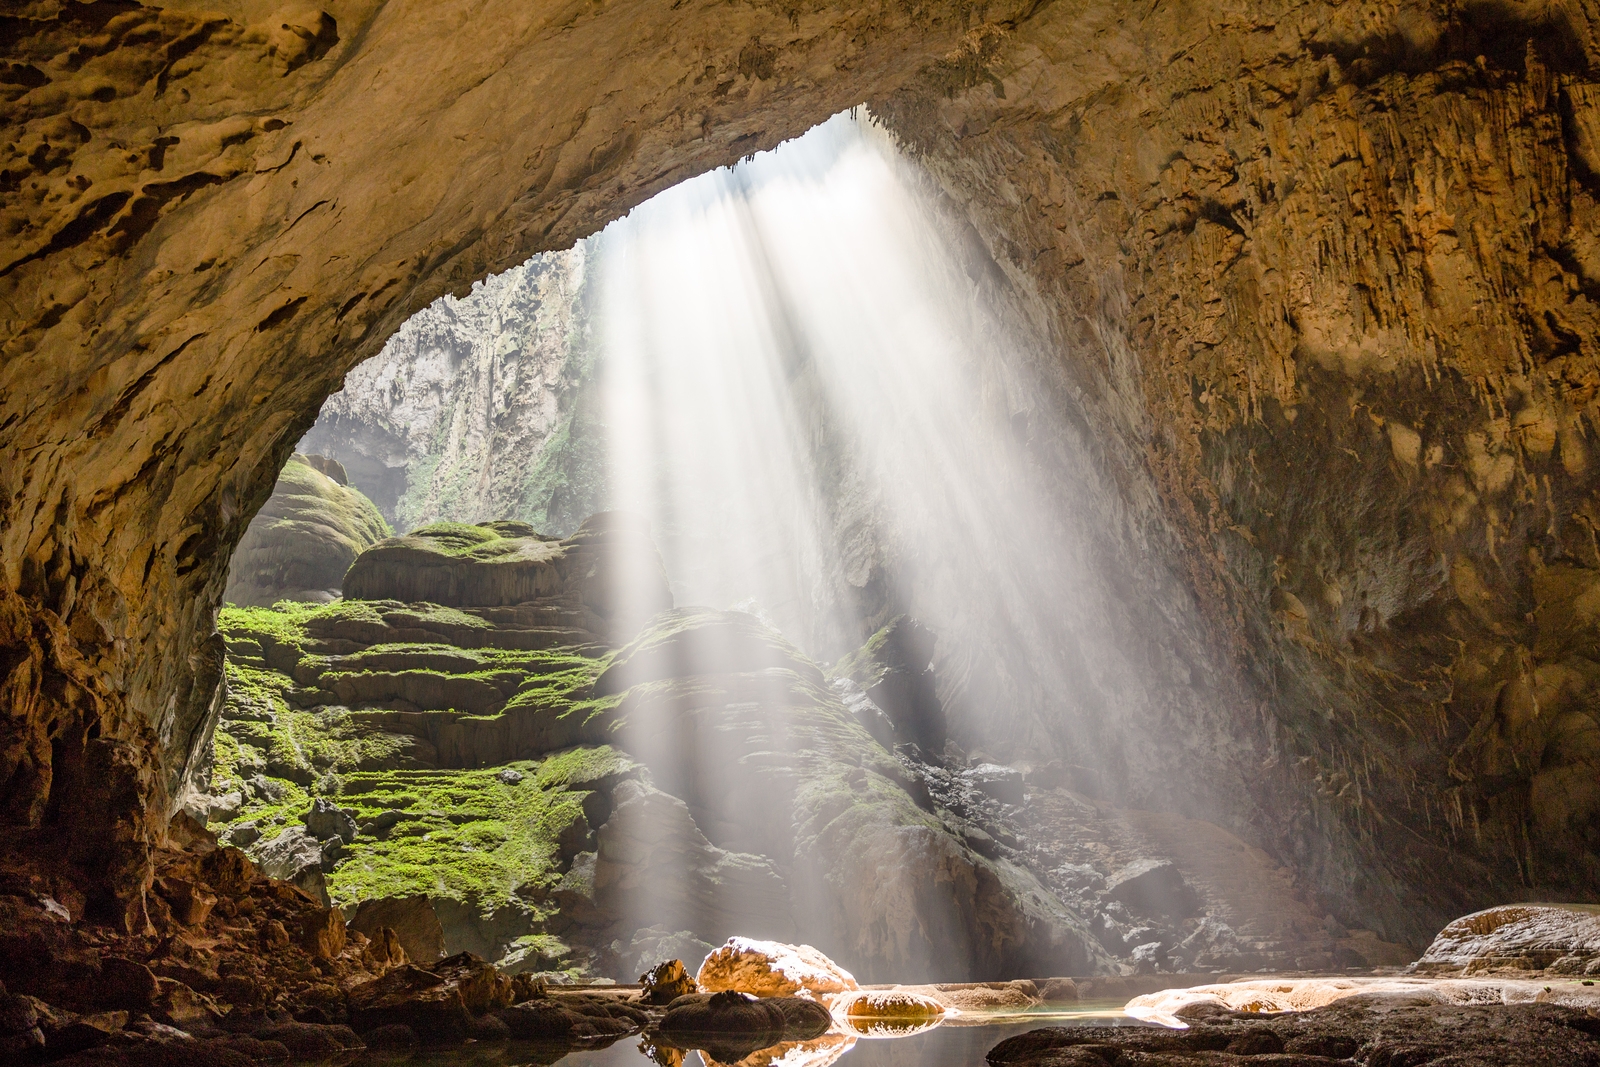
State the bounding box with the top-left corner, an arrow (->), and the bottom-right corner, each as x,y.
696,938 -> 858,999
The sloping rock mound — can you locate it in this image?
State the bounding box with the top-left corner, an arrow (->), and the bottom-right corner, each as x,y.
342,513 -> 671,635
1415,904 -> 1600,974
223,454 -> 391,606
697,938 -> 857,999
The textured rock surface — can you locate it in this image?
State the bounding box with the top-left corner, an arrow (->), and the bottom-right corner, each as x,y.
1125,973 -> 1600,1029
696,938 -> 859,999
1415,903 -> 1600,973
221,454 -> 390,607
300,248 -> 603,533
342,512 -> 671,635
990,1002 -> 1600,1067
6,0 -> 1600,963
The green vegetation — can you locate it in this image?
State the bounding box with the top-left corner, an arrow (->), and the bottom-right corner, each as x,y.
325,760 -> 597,908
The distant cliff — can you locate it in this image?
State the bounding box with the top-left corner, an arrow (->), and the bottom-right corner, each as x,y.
301,246 -> 603,536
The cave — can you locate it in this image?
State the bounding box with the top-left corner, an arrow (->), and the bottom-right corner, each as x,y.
3,1 -> 1600,1064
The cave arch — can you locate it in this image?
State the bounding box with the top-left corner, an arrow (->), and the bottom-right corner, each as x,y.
5,0 -> 1600,943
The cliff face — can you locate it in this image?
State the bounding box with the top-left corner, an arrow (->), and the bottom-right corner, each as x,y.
301,247 -> 604,534
3,0 -> 1599,949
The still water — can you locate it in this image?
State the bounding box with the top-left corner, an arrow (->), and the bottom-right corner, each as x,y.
388,1004 -> 1149,1067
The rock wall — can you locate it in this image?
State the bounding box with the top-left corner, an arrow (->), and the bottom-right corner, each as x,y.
300,247 -> 604,534
870,0 -> 1600,940
4,0 -> 1600,951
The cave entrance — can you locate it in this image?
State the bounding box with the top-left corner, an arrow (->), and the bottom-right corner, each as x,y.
201,111 -> 1237,986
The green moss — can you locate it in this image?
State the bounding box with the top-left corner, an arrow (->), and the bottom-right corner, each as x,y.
830,615 -> 905,689
323,760 -> 594,909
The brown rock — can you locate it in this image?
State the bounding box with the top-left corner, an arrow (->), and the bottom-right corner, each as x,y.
642,958 -> 698,1005
360,927 -> 407,972
259,919 -> 289,949
299,907 -> 347,960
348,965 -> 473,1043
433,952 -> 514,1014
198,849 -> 257,899
96,957 -> 159,1011
696,938 -> 858,999
348,895 -> 446,964
154,876 -> 216,927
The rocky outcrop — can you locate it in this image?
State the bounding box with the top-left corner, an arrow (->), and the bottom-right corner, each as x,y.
989,1000 -> 1600,1067
300,249 -> 603,533
222,454 -> 390,607
1414,904 -> 1600,975
343,513 -> 671,637
349,895 -> 447,965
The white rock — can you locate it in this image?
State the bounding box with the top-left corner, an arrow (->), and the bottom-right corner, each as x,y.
696,937 -> 859,998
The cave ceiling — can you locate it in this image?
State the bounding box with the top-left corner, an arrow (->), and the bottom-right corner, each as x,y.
4,0 -> 1600,940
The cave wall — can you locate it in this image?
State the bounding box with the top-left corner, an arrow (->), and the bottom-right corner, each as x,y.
871,0 -> 1600,940
3,0 -> 1599,943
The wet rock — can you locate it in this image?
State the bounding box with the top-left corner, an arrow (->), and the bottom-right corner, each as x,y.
641,959 -> 698,1005
1415,904 -> 1600,973
661,990 -> 787,1039
347,964 -> 473,1043
251,1021 -> 362,1059
696,938 -> 858,999
362,1023 -> 417,1050
433,952 -> 514,1013
497,992 -> 649,1039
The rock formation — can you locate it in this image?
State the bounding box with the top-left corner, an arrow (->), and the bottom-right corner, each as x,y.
299,248 -> 603,532
221,453 -> 389,606
5,0 -> 1600,988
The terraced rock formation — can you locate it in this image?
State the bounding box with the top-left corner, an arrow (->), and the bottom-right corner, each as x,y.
199,511 -> 1380,981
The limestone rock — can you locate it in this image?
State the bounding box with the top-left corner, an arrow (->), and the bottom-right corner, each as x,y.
1415,904 -> 1600,972
696,938 -> 858,999
496,992 -> 649,1039
349,896 -> 447,965
831,616 -> 946,752
342,513 -> 671,636
641,959 -> 698,1005
249,828 -> 330,905
302,799 -> 358,845
222,454 -> 391,606
299,906 -> 347,960
347,965 -> 473,1043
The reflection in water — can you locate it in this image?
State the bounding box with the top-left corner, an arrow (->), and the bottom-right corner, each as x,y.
377,1006 -> 1145,1067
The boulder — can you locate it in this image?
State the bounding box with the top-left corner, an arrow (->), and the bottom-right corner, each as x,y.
658,991 -> 830,1061
1105,860 -> 1199,920
1415,904 -> 1600,973
347,965 -> 473,1043
835,989 -> 944,1023
432,952 -> 514,1013
497,993 -> 649,1039
299,907 -> 346,960
696,938 -> 858,999
222,453 -> 391,606
641,958 -> 698,1005
302,799 -> 357,844
248,828 -> 329,905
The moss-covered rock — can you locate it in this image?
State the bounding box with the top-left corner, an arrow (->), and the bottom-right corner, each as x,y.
342,513 -> 671,639
223,454 -> 392,607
